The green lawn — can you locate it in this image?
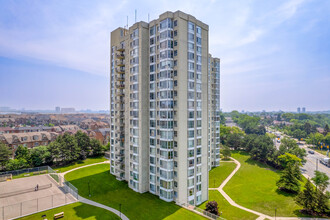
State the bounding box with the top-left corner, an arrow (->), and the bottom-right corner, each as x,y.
19,202 -> 120,220
223,152 -> 308,217
209,162 -> 236,188
199,190 -> 258,220
65,164 -> 206,220
53,156 -> 108,173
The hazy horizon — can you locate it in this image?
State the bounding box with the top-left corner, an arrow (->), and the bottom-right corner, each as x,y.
1,0 -> 329,112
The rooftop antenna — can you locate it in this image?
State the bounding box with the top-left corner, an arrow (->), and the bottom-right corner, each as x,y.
126,16 -> 128,29
148,13 -> 150,23
135,9 -> 137,23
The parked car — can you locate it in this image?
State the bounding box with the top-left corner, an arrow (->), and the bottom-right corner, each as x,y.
308,150 -> 314,154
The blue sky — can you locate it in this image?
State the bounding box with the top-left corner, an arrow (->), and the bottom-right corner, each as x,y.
0,0 -> 329,111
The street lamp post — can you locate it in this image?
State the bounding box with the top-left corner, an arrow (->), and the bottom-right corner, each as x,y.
88,181 -> 91,197
275,208 -> 277,220
316,159 -> 318,171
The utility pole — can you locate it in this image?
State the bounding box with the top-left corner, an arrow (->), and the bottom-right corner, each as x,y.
316,159 -> 318,171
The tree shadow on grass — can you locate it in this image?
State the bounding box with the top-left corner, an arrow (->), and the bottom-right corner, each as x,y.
275,188 -> 297,198
245,157 -> 278,172
73,203 -> 120,220
67,168 -> 183,220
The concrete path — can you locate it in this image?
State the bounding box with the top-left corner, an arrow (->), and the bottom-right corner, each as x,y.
58,160 -> 130,220
79,195 -> 129,220
212,157 -> 325,220
60,160 -> 109,175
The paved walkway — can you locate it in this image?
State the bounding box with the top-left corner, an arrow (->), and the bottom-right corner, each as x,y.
58,160 -> 130,220
212,157 -> 325,220
79,195 -> 129,220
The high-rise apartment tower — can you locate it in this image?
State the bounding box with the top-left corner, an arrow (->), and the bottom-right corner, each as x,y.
110,11 -> 220,206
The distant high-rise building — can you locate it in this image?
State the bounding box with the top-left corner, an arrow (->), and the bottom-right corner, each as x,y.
297,107 -> 301,113
302,107 -> 306,113
109,11 -> 220,206
55,106 -> 61,113
61,108 -> 75,113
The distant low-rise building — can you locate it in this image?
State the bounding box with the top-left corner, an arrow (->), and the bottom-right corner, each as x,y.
61,108 -> 75,114
0,131 -> 58,153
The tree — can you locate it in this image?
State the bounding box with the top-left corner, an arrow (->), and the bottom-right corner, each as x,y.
222,146 -> 231,159
278,152 -> 301,169
75,130 -> 91,159
0,143 -> 11,170
296,179 -> 316,213
314,188 -> 330,214
6,159 -> 28,170
292,129 -> 307,141
15,145 -> 30,161
277,162 -> 301,193
279,137 -> 306,163
205,201 -> 219,216
60,133 -> 80,163
324,124 -> 330,136
312,171 -> 329,192
249,135 -> 275,163
30,146 -> 51,167
304,122 -> 312,135
226,133 -> 243,150
90,139 -> 104,156
47,141 -> 62,165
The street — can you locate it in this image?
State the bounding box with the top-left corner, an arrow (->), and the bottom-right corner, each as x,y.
267,128 -> 330,191
299,143 -> 330,191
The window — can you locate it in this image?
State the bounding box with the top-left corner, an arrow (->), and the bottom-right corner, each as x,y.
196,46 -> 202,54
174,40 -> 177,46
188,62 -> 194,71
196,26 -> 202,35
188,22 -> 195,31
196,37 -> 202,45
188,33 -> 194,41
150,26 -> 155,36
174,30 -> 177,36
188,72 -> 194,80
188,42 -> 194,51
174,50 -> 177,56
174,20 -> 177,27
188,52 -> 194,60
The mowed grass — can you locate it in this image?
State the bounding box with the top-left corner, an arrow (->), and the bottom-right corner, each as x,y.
199,190 -> 258,220
223,152 -> 307,217
53,156 -> 107,173
209,162 -> 236,188
65,164 -> 206,220
19,202 -> 120,220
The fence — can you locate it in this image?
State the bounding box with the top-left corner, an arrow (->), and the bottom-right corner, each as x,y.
0,166 -> 48,178
181,203 -> 226,220
0,183 -> 52,198
0,193 -> 76,220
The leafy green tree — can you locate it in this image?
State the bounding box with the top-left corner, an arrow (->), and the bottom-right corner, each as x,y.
279,137 -> 306,163
90,139 -> 104,156
304,122 -> 312,135
30,146 -> 51,167
324,124 -> 330,136
15,145 -> 30,161
0,143 -> 11,170
222,146 -> 231,159
61,133 -> 80,163
47,141 -> 62,165
226,133 -> 243,150
296,179 -> 316,212
75,130 -> 91,159
249,135 -> 275,163
278,152 -> 301,169
6,159 -> 28,170
277,162 -> 301,193
292,129 -> 307,140
306,132 -> 325,145
312,171 -> 329,192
